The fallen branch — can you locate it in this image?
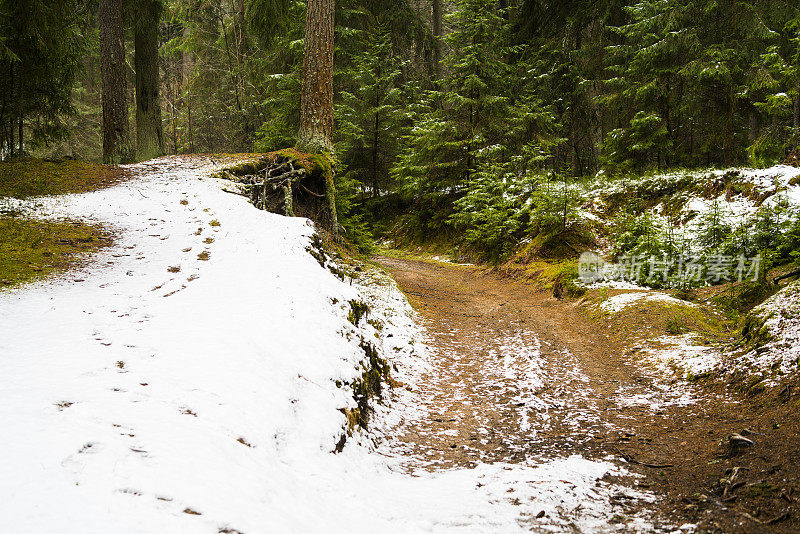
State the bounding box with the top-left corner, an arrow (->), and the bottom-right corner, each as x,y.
613,449 -> 674,468
774,268 -> 800,285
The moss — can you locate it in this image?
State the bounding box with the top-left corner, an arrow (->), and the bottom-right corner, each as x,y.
0,159 -> 129,199
265,148 -> 335,179
552,262 -> 586,299
220,158 -> 265,176
740,311 -> 774,349
665,317 -> 684,335
350,341 -> 390,429
336,340 -> 393,450
497,257 -> 585,299
712,280 -> 777,315
744,482 -> 778,498
347,300 -> 369,326
367,318 -> 384,331
0,215 -> 111,288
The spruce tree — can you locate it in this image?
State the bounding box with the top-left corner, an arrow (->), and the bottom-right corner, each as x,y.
336,26 -> 405,198
394,0 -> 511,198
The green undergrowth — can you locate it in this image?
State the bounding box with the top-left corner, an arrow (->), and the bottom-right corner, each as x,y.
0,158 -> 129,199
0,215 -> 111,288
496,257 -> 585,298
740,310 -> 774,350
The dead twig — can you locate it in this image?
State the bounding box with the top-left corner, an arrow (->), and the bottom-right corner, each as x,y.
613,449 -> 674,468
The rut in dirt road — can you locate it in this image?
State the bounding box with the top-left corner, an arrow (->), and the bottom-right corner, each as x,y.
376,256 -> 607,469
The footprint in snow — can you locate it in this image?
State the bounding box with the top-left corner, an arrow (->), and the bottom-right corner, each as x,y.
162,285 -> 186,297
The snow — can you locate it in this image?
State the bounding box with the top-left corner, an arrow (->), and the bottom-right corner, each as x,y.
642,334 -> 722,378
599,291 -> 696,313
0,156 -> 659,532
732,281 -> 800,381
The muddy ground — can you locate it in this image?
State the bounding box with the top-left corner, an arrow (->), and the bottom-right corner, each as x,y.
377,255 -> 800,533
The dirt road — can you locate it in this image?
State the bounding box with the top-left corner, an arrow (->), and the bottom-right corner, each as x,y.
377,255 -> 800,533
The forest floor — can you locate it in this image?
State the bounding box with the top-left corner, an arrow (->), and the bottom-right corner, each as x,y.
376,254 -> 800,533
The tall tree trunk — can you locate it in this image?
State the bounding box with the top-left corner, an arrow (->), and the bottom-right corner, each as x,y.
297,0 -> 335,153
296,0 -> 337,236
8,64 -> 14,159
135,0 -> 164,162
182,22 -> 194,153
432,0 -> 442,78
100,0 -> 132,163
373,98 -> 380,198
748,108 -> 759,144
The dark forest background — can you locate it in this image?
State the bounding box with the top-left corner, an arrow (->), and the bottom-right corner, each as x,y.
2,0 -> 800,254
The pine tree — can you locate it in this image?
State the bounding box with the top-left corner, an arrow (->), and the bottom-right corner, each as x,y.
0,0 -> 83,158
603,0 -> 778,171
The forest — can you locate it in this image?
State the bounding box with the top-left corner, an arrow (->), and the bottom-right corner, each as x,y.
4,2 -> 800,532
4,0 -> 800,260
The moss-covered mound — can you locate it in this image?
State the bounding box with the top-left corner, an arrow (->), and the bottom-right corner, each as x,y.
0,215 -> 111,288
0,159 -> 129,199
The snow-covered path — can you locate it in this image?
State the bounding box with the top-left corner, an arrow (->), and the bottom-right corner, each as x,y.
1,157 -> 657,533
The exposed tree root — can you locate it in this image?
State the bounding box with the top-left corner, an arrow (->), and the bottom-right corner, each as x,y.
219,149 -> 338,235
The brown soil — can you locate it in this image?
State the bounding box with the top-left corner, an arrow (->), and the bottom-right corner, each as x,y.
377,255 -> 800,533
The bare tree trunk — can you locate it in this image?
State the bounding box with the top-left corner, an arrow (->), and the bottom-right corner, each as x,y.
8,64 -> 14,159
748,108 -> 759,144
296,0 -> 335,154
182,23 -> 194,153
100,0 -> 132,163
432,0 -> 442,78
135,0 -> 164,162
373,95 -> 380,197
296,0 -> 337,236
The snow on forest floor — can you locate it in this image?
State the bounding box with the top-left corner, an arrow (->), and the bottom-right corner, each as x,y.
1,156 -> 664,533
598,292 -> 696,313
732,280 -> 800,384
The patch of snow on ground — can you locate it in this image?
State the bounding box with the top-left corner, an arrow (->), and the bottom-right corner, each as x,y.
0,156 -> 658,533
580,279 -> 648,290
600,292 -> 696,313
613,335 -> 721,411
643,335 -> 722,378
733,281 -> 800,381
